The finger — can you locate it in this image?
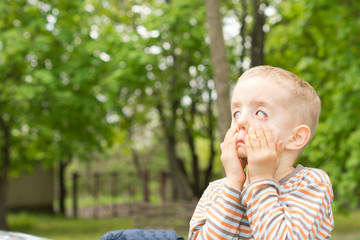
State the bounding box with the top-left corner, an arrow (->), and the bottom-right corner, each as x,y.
221,126 -> 239,152
262,124 -> 275,148
245,126 -> 257,151
245,134 -> 253,153
223,125 -> 238,142
255,124 -> 267,148
248,126 -> 260,149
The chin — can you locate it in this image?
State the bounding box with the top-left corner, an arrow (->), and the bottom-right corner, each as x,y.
237,149 -> 247,160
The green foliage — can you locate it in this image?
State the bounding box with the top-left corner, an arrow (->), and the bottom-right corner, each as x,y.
2,0 -> 359,216
0,0 -> 114,173
267,0 -> 360,211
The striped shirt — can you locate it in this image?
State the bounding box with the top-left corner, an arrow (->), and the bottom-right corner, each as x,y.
189,165 -> 334,240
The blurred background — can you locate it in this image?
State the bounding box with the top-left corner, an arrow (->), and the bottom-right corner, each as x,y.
1,0 -> 360,239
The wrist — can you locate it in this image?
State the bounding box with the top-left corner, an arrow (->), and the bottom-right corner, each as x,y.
226,178 -> 244,191
249,175 -> 274,183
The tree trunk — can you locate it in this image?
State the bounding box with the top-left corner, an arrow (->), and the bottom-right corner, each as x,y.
250,0 -> 266,67
128,126 -> 142,178
156,101 -> 192,201
165,134 -> 192,200
239,0 -> 248,74
181,111 -> 200,197
141,171 -> 150,202
59,159 -> 70,215
128,125 -> 150,202
204,89 -> 216,189
0,116 -> 10,230
205,0 -> 231,141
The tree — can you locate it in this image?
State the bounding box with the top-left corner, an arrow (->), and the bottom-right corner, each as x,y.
100,0 -> 227,199
0,0 -> 56,228
250,0 -> 267,67
205,0 -> 231,141
0,0 -> 114,225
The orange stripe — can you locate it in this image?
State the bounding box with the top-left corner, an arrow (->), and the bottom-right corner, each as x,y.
208,227 -> 229,240
279,225 -> 288,239
286,224 -> 295,239
293,223 -> 307,239
311,227 -> 315,238
244,183 -> 267,204
290,198 -> 318,212
258,208 -> 284,234
215,201 -> 245,218
222,189 -> 239,202
209,191 -> 216,200
247,211 -> 253,219
307,172 -> 319,182
282,181 -> 305,190
297,188 -> 323,200
324,218 -> 332,228
289,210 -> 313,225
251,189 -> 277,207
190,225 -> 203,233
316,182 -> 332,199
316,214 -> 324,235
239,228 -> 252,234
208,211 -> 239,231
205,229 -> 212,239
258,204 -> 280,233
192,230 -> 200,239
318,230 -> 327,238
266,221 -> 281,239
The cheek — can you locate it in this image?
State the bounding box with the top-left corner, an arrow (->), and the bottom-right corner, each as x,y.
268,122 -> 293,143
263,123 -> 282,141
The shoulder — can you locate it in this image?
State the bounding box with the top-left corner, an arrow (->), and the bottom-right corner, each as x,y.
201,178 -> 227,199
281,166 -> 334,204
281,165 -> 333,194
297,166 -> 332,185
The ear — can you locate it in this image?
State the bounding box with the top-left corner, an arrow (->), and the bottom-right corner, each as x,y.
284,125 -> 311,151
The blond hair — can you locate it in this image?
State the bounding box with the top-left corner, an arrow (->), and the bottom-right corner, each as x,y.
237,65 -> 321,138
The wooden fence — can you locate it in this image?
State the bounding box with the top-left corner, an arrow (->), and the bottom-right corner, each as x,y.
67,171 -> 195,218
66,171 -> 197,237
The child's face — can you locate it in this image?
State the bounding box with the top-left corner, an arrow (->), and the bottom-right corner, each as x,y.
231,75 -> 296,160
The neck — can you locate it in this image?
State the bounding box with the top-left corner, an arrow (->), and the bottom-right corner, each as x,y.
274,153 -> 297,181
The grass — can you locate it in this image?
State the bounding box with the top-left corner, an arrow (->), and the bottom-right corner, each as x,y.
8,212 -> 134,240
7,209 -> 360,240
332,211 -> 360,240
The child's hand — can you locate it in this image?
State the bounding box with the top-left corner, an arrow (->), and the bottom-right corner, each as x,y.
245,124 -> 283,183
220,125 -> 247,190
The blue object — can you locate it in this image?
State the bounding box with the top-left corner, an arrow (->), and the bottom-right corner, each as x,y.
99,229 -> 183,240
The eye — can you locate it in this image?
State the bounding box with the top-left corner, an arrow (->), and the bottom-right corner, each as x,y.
233,111 -> 241,119
256,110 -> 268,120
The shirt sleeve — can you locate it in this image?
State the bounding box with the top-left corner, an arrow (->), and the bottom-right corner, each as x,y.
189,180 -> 246,240
241,171 -> 334,239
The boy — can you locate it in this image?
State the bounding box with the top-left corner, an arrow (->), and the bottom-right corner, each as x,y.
189,66 -> 334,239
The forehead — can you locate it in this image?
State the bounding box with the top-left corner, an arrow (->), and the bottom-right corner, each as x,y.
231,76 -> 291,108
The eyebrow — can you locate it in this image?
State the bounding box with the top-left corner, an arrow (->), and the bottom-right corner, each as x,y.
231,99 -> 270,109
231,102 -> 240,109
231,99 -> 269,107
